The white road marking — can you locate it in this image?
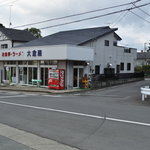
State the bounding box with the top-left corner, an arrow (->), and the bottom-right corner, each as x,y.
43,95 -> 62,97
0,100 -> 149,127
0,95 -> 26,99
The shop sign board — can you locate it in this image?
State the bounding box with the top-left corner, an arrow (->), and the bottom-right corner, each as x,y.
1,50 -> 42,58
0,45 -> 93,61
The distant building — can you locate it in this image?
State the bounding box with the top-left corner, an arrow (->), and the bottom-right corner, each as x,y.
136,52 -> 150,66
0,24 -> 36,49
0,26 -> 137,89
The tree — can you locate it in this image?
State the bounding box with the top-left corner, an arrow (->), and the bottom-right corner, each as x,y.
25,27 -> 42,38
135,65 -> 150,76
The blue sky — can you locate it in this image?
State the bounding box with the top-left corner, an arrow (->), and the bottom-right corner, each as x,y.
0,0 -> 150,50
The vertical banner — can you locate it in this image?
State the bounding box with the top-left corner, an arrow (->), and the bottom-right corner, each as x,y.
59,69 -> 65,89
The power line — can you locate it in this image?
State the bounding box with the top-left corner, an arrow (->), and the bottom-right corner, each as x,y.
112,10 -> 130,27
13,0 -> 142,29
111,0 -> 141,27
132,3 -> 150,17
129,10 -> 150,24
39,2 -> 150,30
111,4 -> 132,27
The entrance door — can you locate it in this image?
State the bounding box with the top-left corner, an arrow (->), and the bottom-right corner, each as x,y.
73,68 -> 83,88
40,68 -> 48,86
19,67 -> 27,84
28,67 -> 37,84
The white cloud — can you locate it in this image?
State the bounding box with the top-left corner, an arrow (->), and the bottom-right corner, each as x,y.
0,0 -> 150,50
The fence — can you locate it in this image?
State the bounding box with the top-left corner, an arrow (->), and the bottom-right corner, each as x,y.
90,72 -> 144,89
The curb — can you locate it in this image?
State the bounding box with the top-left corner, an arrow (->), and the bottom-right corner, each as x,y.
0,86 -> 91,94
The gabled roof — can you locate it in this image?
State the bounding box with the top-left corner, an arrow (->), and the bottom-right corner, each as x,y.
18,26 -> 122,47
137,52 -> 150,59
0,26 -> 36,42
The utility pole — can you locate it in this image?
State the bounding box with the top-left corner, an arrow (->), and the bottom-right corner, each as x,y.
9,5 -> 13,28
144,42 -> 147,52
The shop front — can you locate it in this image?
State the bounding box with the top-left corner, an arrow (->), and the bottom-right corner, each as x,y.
0,45 -> 93,89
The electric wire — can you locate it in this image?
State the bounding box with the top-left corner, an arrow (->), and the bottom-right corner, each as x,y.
132,2 -> 150,17
13,0 -> 142,29
39,2 -> 150,30
111,0 -> 141,27
0,1 -> 149,39
112,11 -> 130,27
111,4 -> 132,27
129,10 -> 150,23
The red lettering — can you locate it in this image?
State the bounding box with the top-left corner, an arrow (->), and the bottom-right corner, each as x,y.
7,52 -> 10,56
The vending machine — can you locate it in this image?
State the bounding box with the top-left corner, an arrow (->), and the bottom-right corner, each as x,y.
48,69 -> 65,90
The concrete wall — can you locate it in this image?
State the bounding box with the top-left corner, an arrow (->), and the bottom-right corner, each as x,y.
82,32 -> 137,74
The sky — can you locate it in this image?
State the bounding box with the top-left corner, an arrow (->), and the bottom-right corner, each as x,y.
0,0 -> 150,51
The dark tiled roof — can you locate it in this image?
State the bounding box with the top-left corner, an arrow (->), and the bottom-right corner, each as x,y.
0,27 -> 36,42
17,26 -> 121,47
137,52 -> 150,59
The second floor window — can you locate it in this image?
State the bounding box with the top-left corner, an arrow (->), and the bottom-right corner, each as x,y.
105,40 -> 109,46
1,44 -> 8,49
124,48 -> 131,53
113,41 -> 117,46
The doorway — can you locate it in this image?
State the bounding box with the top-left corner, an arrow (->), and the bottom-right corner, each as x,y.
73,67 -> 83,88
28,67 -> 37,84
40,67 -> 48,86
19,67 -> 27,84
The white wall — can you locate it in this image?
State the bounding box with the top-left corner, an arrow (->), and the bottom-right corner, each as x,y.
82,32 -> 137,74
0,31 -> 12,49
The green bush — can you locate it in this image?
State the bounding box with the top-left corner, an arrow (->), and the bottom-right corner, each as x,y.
134,66 -> 142,72
135,65 -> 150,76
142,65 -> 150,76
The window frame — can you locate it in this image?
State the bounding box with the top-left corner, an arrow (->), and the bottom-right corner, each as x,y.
1,44 -> 8,49
113,41 -> 117,46
104,40 -> 109,46
120,62 -> 124,71
127,63 -> 131,71
95,65 -> 100,74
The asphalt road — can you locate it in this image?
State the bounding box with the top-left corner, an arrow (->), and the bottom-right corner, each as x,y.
0,80 -> 150,150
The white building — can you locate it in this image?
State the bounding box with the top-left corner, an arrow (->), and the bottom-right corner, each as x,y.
0,26 -> 137,89
0,24 -> 36,49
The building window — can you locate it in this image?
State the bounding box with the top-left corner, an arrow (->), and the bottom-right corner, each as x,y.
113,41 -> 117,46
95,65 -> 100,74
124,48 -> 131,53
105,40 -> 109,46
127,63 -> 131,71
120,62 -> 124,71
40,60 -> 58,65
1,44 -> 8,49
